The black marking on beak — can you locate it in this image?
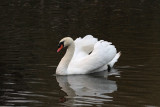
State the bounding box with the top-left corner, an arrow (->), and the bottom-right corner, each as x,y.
58,41 -> 64,48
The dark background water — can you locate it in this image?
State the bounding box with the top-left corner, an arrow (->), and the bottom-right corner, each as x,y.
0,0 -> 160,106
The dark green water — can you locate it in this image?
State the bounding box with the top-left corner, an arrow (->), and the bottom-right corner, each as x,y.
0,0 -> 160,106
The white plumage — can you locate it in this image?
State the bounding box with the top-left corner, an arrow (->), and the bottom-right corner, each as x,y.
56,35 -> 121,75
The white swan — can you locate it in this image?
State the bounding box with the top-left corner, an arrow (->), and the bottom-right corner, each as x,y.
56,35 -> 121,75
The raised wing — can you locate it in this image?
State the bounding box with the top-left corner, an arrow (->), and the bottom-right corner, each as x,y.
72,35 -> 98,61
68,40 -> 117,74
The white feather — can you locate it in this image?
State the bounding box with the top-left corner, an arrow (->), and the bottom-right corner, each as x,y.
72,35 -> 98,61
108,52 -> 121,67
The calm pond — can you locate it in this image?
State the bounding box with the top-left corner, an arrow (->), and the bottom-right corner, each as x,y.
0,0 -> 160,106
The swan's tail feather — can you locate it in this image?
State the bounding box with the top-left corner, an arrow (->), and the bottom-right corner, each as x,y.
108,51 -> 121,68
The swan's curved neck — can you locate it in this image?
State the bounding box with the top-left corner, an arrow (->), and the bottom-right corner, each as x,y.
56,42 -> 75,75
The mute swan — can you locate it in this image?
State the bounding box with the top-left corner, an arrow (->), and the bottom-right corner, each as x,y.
56,35 -> 121,75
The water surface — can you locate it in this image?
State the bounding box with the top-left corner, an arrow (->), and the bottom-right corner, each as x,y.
0,0 -> 160,106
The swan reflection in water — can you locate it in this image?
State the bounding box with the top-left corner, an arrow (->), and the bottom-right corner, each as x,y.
56,69 -> 119,106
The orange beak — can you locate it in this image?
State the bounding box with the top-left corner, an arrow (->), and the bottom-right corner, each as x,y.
57,44 -> 63,52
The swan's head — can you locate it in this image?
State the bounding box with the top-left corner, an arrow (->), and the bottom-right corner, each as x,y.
57,37 -> 74,52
